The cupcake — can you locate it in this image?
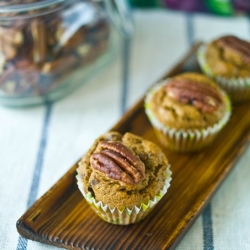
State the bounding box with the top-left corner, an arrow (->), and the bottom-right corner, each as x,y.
144,72 -> 231,152
197,35 -> 250,102
76,131 -> 171,225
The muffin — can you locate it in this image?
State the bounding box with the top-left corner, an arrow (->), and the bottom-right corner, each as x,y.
76,131 -> 171,225
197,35 -> 250,102
144,72 -> 231,152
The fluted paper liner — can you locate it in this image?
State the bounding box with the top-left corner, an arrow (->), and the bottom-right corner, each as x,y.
145,81 -> 231,152
197,44 -> 250,102
76,165 -> 172,225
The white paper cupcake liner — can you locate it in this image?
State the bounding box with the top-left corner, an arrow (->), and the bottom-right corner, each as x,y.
144,81 -> 231,152
76,165 -> 172,225
197,44 -> 250,102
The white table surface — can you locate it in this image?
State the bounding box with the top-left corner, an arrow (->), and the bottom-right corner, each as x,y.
1,9 -> 250,250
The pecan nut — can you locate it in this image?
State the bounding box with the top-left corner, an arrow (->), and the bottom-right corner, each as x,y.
15,59 -> 41,94
0,27 -> 23,46
31,19 -> 47,64
90,141 -> 145,184
41,54 -> 78,75
166,79 -> 222,113
217,35 -> 250,64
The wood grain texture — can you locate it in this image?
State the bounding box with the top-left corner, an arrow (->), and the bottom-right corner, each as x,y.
17,43 -> 250,250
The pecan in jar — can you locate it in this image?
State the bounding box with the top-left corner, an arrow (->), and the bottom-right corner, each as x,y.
0,0 -> 114,105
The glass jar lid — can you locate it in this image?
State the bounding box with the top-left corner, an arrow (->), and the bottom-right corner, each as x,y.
0,0 -> 134,38
0,0 -> 67,13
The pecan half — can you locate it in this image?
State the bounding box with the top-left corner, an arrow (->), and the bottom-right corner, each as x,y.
217,35 -> 250,63
0,27 -> 23,46
90,141 -> 145,184
31,19 -> 47,64
166,79 -> 222,113
41,54 -> 78,75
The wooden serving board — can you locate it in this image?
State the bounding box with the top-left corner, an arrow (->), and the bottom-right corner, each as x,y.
17,43 -> 250,250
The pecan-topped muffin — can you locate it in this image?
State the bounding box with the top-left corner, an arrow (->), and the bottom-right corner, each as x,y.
76,131 -> 171,225
205,35 -> 250,78
197,35 -> 250,102
145,72 -> 231,152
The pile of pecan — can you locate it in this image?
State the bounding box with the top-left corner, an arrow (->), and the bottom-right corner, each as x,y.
0,1 -> 110,97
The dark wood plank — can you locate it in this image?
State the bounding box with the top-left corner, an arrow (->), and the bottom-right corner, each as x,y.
17,43 -> 250,250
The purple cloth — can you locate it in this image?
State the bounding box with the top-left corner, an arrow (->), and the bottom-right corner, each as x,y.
162,0 -> 206,12
233,0 -> 250,12
162,0 -> 250,13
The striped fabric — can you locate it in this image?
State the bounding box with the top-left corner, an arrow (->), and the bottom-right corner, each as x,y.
0,9 -> 250,250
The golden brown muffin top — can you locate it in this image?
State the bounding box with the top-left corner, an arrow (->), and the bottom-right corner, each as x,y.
147,72 -> 228,130
77,131 -> 169,210
205,35 -> 250,78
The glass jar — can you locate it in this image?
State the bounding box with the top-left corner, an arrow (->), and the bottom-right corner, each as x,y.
0,0 -> 133,107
